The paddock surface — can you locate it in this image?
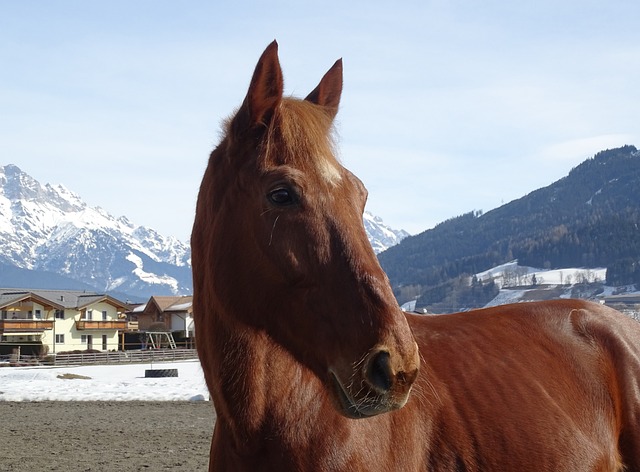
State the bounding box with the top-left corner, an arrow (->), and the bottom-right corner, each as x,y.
0,401 -> 214,471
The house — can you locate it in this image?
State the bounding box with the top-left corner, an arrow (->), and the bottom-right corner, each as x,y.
132,296 -> 194,349
0,288 -> 129,356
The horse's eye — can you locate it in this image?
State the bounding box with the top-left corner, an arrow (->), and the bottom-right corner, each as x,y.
268,187 -> 297,206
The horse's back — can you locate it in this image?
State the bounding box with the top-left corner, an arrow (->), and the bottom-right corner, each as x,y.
406,299 -> 640,471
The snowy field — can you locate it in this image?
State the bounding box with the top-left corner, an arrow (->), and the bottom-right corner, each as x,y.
475,261 -> 607,288
0,359 -> 209,402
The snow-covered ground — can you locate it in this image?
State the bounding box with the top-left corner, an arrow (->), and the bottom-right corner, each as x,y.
475,260 -> 607,289
0,359 -> 209,402
475,261 -> 640,309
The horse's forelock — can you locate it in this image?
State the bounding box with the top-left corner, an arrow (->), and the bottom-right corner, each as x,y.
262,99 -> 342,182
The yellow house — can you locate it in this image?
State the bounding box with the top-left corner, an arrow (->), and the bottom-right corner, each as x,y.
0,289 -> 130,357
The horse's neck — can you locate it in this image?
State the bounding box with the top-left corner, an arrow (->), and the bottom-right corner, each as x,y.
210,317 -> 328,452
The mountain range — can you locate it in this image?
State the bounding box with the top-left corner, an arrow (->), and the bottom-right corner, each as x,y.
6,144 -> 636,309
378,145 -> 640,312
0,165 -> 407,301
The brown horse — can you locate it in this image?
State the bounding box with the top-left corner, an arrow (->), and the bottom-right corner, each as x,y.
192,41 -> 640,471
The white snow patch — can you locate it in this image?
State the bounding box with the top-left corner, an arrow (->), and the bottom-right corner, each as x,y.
0,360 -> 208,402
483,289 -> 530,307
586,188 -> 602,205
126,252 -> 179,291
106,276 -> 127,290
531,267 -> 606,285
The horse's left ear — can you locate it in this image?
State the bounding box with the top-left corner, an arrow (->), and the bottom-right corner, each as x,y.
305,59 -> 343,119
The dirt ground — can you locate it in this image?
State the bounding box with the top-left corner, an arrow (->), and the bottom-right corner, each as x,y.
0,401 -> 215,471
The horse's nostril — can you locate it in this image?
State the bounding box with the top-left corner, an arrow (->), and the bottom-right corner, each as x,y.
368,351 -> 393,393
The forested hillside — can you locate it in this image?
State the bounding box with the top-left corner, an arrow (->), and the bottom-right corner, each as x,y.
378,145 -> 640,311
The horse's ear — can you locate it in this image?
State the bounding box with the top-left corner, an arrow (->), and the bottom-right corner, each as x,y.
233,41 -> 284,134
305,59 -> 343,119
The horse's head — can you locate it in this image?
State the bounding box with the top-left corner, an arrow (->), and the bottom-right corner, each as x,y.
192,41 -> 419,418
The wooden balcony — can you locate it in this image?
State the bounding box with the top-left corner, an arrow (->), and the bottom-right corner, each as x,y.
75,320 -> 127,330
0,320 -> 54,332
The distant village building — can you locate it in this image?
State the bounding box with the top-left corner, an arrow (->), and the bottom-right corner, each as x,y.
0,289 -> 129,356
128,296 -> 194,349
0,289 -> 197,358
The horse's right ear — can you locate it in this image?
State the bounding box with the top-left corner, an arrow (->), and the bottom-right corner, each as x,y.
232,41 -> 284,136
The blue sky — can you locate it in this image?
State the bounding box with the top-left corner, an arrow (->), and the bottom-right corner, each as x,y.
2,1 -> 639,241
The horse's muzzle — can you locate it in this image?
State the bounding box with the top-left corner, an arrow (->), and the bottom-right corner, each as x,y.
329,344 -> 419,419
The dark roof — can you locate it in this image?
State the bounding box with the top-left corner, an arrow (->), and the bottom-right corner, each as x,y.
0,288 -> 130,311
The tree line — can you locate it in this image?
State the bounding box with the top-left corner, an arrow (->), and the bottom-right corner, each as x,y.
379,145 -> 640,309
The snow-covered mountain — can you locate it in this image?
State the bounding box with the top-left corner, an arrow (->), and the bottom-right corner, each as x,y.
363,212 -> 409,254
0,165 -> 407,300
0,164 -> 191,299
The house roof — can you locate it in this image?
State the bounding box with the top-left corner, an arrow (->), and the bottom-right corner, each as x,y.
142,296 -> 193,315
0,288 -> 130,311
0,291 -> 64,310
76,294 -> 130,310
130,303 -> 147,313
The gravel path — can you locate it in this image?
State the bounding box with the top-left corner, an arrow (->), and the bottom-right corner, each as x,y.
0,401 -> 215,471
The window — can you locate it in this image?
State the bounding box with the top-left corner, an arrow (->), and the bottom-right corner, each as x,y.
102,310 -> 108,321
1,310 -> 7,319
35,309 -> 42,319
102,334 -> 108,350
55,309 -> 65,320
55,334 -> 65,344
27,310 -> 33,319
86,310 -> 93,321
81,335 -> 87,344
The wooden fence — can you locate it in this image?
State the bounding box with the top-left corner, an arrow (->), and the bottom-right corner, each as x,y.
52,349 -> 198,366
1,349 -> 198,367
